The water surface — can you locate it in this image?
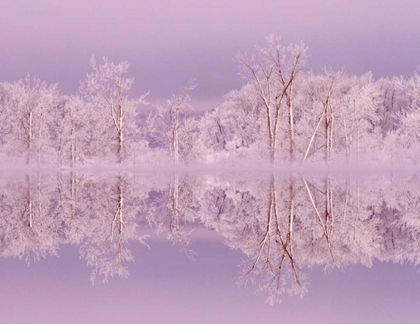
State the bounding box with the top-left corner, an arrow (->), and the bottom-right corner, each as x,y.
1,170 -> 420,323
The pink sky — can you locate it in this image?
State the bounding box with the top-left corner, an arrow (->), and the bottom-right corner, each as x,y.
1,0 -> 419,103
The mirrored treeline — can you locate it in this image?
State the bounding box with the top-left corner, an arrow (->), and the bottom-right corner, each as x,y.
0,170 -> 418,304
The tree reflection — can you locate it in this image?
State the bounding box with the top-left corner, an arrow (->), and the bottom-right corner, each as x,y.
235,175 -> 307,304
146,173 -> 201,259
75,173 -> 150,283
0,173 -> 61,263
0,171 -> 420,303
201,172 -> 408,303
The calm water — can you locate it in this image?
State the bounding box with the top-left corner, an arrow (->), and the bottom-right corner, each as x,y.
1,170 -> 420,323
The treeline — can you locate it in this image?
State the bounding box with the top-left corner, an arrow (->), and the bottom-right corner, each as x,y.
1,35 -> 419,167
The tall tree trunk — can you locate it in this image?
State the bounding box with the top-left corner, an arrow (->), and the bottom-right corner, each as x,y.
37,113 -> 43,167
118,129 -> 124,164
26,175 -> 33,228
173,111 -> 179,164
287,89 -> 295,163
288,177 -> 295,255
268,111 -> 275,164
70,120 -> 76,169
118,103 -> 124,164
26,111 -> 33,165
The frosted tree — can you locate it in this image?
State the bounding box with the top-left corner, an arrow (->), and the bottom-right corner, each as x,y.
404,71 -> 420,109
376,76 -> 408,134
47,96 -> 70,166
199,84 -> 266,162
150,80 -> 196,164
297,73 -> 380,164
386,72 -> 420,164
0,84 -> 13,150
47,96 -> 90,167
299,69 -> 342,163
66,96 -> 89,168
237,35 -> 308,163
80,56 -> 148,164
339,73 -> 380,164
0,76 -> 58,165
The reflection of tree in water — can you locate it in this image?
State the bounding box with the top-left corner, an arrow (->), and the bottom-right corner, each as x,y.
201,172 -> 408,303
2,171 -> 420,302
238,175 -> 307,304
0,172 -> 151,282
0,173 -> 61,263
381,173 -> 420,266
75,174 -> 149,283
202,174 -> 307,304
146,173 -> 201,259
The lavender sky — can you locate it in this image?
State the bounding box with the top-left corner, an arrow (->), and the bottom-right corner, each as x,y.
1,0 -> 420,105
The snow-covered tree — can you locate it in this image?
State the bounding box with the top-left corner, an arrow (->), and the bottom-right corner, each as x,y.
0,76 -> 58,165
199,84 -> 267,163
237,35 -> 308,163
80,56 -> 148,164
149,80 -> 198,164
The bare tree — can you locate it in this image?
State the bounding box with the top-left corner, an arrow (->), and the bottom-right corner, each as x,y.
237,35 -> 308,164
301,69 -> 341,164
